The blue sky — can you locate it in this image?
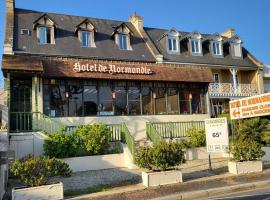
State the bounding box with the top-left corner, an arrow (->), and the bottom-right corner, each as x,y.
0,0 -> 270,87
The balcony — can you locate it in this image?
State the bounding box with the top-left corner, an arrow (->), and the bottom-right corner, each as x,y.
208,83 -> 258,97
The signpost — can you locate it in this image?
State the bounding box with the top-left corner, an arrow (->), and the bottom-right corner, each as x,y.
229,92 -> 270,120
205,118 -> 229,171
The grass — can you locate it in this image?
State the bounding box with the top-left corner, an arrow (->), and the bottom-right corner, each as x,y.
64,186 -> 109,197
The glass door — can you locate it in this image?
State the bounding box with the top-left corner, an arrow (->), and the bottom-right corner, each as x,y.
10,79 -> 32,132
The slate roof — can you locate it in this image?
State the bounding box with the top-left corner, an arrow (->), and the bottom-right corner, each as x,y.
13,8 -> 156,62
144,27 -> 256,68
13,8 -> 257,68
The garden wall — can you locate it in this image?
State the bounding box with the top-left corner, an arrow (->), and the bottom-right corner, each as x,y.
9,132 -> 47,159
62,153 -> 126,172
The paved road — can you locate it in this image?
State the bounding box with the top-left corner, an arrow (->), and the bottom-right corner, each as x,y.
211,188 -> 270,200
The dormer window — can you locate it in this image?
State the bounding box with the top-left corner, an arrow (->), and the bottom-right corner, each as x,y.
118,34 -> 128,50
160,28 -> 180,54
76,19 -> 96,48
112,23 -> 133,50
230,36 -> 242,59
33,14 -> 56,45
188,32 -> 202,56
210,33 -> 223,57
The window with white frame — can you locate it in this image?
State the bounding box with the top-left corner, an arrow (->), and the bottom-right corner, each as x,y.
118,34 -> 128,50
191,39 -> 200,53
39,26 -> 52,44
212,41 -> 222,56
81,31 -> 91,47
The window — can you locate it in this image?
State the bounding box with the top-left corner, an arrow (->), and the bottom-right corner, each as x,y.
167,88 -> 179,114
84,85 -> 98,116
141,83 -> 153,115
168,38 -> 178,52
213,73 -> 220,83
39,26 -> 52,44
98,83 -> 114,115
114,84 -> 127,115
213,41 -> 222,55
128,83 -> 141,115
118,34 -> 128,50
81,31 -> 91,47
191,39 -> 200,53
154,86 -> 166,114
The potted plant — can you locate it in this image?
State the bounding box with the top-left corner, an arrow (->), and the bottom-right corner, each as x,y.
10,156 -> 72,200
228,118 -> 266,174
135,141 -> 185,187
183,126 -> 207,160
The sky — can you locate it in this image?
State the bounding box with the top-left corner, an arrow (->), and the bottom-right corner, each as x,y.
0,0 -> 270,87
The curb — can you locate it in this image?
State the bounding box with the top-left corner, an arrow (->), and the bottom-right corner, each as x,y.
67,170 -> 270,200
151,180 -> 270,200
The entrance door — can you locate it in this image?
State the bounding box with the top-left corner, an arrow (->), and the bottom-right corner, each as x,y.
10,79 -> 32,132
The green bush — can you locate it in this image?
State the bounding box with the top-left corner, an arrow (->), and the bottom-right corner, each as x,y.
44,132 -> 79,158
230,118 -> 267,162
135,141 -> 185,171
9,156 -> 72,187
230,140 -> 265,162
77,124 -> 112,155
236,118 -> 268,143
187,126 -> 206,148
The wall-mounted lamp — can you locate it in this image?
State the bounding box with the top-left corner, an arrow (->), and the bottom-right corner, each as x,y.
189,93 -> 193,100
65,91 -> 70,99
153,92 -> 156,99
112,91 -> 116,99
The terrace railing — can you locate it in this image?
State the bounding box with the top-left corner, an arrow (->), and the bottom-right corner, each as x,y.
146,122 -> 163,143
121,123 -> 135,158
146,121 -> 205,142
10,112 -> 65,134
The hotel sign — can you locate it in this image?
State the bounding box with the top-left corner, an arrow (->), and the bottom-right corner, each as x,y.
230,92 -> 270,120
73,62 -> 153,75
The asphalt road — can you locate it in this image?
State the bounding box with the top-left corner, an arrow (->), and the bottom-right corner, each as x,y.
211,188 -> 270,200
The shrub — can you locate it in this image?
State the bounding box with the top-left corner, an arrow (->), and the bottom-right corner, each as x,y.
187,126 -> 206,148
236,118 -> 268,143
44,131 -> 79,158
9,156 -> 72,187
135,141 -> 185,171
77,123 -> 111,155
230,118 -> 267,162
230,140 -> 265,162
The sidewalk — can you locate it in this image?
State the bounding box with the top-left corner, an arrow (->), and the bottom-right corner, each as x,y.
67,167 -> 270,200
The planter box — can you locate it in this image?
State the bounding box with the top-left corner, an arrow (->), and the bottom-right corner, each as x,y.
228,161 -> 263,175
142,170 -> 182,187
262,147 -> 270,161
62,153 -> 125,172
185,147 -> 229,160
12,182 -> 63,200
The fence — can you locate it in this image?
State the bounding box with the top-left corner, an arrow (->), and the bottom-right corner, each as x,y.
146,121 -> 205,142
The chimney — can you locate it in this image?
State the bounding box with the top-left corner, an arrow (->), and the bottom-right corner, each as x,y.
221,28 -> 235,39
129,12 -> 143,31
4,0 -> 15,55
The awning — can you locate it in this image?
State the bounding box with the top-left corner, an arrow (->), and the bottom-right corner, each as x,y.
1,55 -> 213,83
43,59 -> 213,83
